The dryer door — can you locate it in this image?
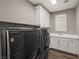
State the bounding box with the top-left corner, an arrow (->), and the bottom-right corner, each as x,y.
7,29 -> 39,59
7,31 -> 25,59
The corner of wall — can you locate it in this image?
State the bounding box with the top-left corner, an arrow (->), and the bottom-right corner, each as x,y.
76,2 -> 79,34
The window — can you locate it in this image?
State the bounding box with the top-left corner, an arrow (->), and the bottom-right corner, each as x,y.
55,14 -> 67,31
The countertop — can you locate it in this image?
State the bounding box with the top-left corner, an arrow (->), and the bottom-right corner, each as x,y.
50,33 -> 79,39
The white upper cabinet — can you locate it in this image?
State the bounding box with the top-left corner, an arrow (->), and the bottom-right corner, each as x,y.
35,5 -> 50,28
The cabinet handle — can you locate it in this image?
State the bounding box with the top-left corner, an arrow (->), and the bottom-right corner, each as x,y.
58,40 -> 60,46
67,42 -> 69,48
44,24 -> 45,27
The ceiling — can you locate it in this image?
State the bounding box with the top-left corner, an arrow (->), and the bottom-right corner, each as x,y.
29,0 -> 79,12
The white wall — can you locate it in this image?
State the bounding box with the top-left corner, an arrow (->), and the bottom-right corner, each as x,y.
50,9 -> 77,34
0,0 -> 35,25
76,3 -> 79,35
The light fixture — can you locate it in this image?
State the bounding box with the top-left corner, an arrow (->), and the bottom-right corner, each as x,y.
50,0 -> 57,4
64,0 -> 69,3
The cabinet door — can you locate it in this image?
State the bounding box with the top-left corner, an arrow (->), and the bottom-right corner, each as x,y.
40,5 -> 50,28
68,39 -> 77,54
59,38 -> 68,51
50,37 -> 59,49
44,10 -> 50,28
76,40 -> 79,54
35,5 -> 50,28
35,6 -> 40,26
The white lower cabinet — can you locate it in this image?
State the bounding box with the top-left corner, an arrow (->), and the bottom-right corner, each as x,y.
50,37 -> 59,49
67,39 -> 77,54
59,39 -> 68,51
50,37 -> 79,54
